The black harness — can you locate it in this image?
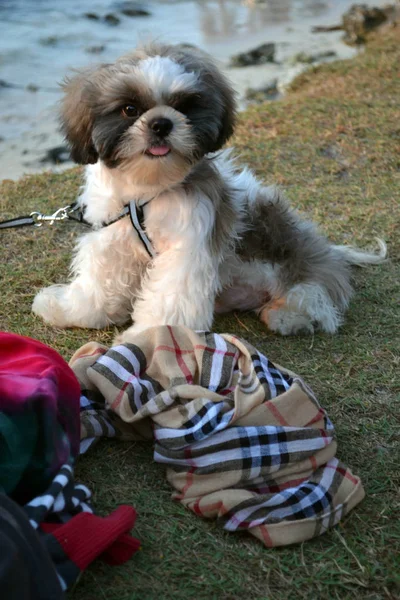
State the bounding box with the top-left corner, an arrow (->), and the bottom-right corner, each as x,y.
0,200 -> 156,258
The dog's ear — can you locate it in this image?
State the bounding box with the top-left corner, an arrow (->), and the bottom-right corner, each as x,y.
213,75 -> 236,151
60,68 -> 98,164
166,44 -> 236,153
202,66 -> 236,153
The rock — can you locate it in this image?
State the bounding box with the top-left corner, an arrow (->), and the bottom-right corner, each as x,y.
104,13 -> 121,25
114,2 -> 151,17
40,146 -> 71,165
230,43 -> 276,67
39,36 -> 58,47
342,4 -> 389,45
316,50 -> 337,60
289,50 -> 336,65
312,24 -> 342,33
312,3 -> 399,45
0,79 -> 15,89
1,80 -> 41,92
121,7 -> 151,17
290,52 -> 314,65
245,79 -> 279,103
85,45 -> 106,54
84,12 -> 100,20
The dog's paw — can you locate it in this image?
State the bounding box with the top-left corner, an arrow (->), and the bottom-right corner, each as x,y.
261,308 -> 314,336
112,332 -> 127,346
32,285 -> 71,328
112,323 -> 148,347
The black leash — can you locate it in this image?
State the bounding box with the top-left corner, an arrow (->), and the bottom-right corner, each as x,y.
0,204 -> 89,230
0,200 -> 156,257
0,214 -> 38,229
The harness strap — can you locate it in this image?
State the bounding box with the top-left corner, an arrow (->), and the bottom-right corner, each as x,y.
67,201 -> 155,256
128,201 -> 156,258
66,203 -> 92,227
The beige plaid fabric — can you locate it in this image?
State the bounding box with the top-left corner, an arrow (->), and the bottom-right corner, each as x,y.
71,326 -> 364,547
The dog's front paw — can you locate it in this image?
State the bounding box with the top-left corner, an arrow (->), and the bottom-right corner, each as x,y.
261,308 -> 314,336
32,285 -> 71,328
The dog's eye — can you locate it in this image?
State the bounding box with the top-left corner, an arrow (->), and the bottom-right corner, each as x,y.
122,104 -> 138,118
176,100 -> 191,115
175,94 -> 201,116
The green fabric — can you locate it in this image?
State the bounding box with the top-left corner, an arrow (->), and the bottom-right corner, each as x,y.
0,412 -> 38,495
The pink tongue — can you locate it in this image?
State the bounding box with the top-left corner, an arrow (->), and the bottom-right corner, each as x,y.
148,146 -> 170,156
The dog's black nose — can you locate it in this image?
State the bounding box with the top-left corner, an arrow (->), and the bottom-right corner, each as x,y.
150,118 -> 173,137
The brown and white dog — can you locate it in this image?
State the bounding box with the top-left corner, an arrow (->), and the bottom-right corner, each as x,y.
32,43 -> 386,340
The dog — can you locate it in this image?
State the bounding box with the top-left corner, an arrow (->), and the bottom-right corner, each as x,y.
32,43 -> 386,341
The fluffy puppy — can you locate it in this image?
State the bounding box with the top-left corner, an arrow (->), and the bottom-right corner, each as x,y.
32,43 -> 386,340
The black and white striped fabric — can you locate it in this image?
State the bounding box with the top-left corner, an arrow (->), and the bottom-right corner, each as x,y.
22,464 -> 92,592
24,464 -> 93,529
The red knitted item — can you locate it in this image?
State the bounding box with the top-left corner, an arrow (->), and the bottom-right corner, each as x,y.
101,532 -> 141,566
40,505 -> 140,569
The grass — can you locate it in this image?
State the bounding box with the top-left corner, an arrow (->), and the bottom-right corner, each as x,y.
1,29 -> 399,600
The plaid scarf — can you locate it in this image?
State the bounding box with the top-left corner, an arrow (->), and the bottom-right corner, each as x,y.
72,326 -> 364,547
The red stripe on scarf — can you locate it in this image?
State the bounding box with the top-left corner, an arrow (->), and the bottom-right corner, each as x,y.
168,326 -> 193,384
265,400 -> 289,426
175,467 -> 195,500
327,463 -> 359,485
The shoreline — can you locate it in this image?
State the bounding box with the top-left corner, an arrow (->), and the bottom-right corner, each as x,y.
0,44 -> 352,182
0,0 -> 391,181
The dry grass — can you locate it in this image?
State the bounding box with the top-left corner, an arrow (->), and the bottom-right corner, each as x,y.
0,29 -> 399,600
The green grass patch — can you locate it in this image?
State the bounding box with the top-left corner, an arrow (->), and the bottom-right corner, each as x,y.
1,30 -> 399,600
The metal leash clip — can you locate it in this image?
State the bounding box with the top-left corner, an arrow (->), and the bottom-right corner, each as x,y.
30,205 -> 72,226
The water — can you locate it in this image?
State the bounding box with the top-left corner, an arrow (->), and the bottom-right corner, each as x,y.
0,0 -> 388,179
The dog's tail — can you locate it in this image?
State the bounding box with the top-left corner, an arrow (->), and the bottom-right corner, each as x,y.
333,237 -> 387,266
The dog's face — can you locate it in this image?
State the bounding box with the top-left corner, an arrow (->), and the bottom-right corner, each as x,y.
61,44 -> 236,185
